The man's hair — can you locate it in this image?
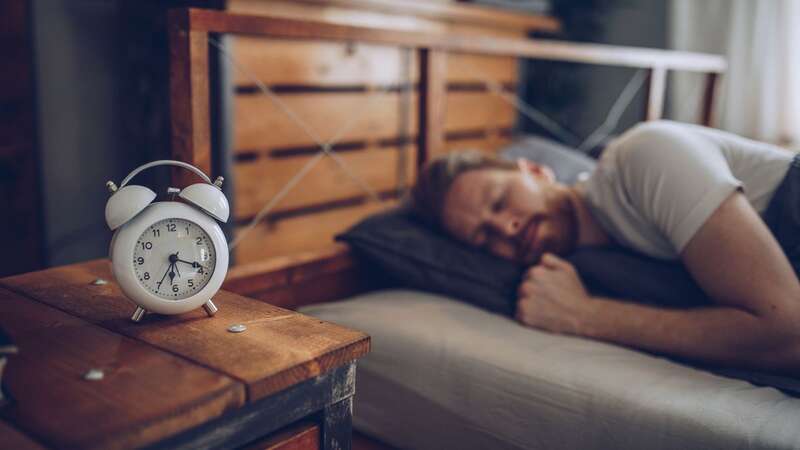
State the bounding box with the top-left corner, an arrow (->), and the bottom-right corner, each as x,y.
410,150 -> 517,228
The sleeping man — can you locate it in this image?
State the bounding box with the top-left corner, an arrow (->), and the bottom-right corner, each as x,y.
410,120 -> 800,375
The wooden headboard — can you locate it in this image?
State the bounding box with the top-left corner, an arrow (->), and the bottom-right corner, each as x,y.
176,1 -> 559,266
167,7 -> 726,307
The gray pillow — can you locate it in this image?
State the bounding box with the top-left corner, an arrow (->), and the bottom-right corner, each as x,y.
337,208 -> 522,316
500,135 -> 595,184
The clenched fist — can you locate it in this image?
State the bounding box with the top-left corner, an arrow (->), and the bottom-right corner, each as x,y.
515,253 -> 593,335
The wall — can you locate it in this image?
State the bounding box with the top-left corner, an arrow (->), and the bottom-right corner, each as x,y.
33,0 -> 127,266
31,0 -> 195,266
521,0 -> 668,153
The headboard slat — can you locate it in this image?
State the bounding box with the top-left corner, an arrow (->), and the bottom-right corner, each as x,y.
180,8 -> 726,73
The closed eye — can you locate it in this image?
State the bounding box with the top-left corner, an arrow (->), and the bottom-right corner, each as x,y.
491,188 -> 507,213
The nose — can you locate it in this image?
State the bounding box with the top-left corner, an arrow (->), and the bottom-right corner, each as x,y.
488,211 -> 523,237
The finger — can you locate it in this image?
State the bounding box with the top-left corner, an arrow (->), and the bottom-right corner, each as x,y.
541,252 -> 571,270
514,299 -> 523,320
514,297 -> 530,320
517,280 -> 535,297
526,265 -> 546,279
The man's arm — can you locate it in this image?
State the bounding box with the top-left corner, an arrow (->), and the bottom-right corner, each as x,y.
516,193 -> 800,374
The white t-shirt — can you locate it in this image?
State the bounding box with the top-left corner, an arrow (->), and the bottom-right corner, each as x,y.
577,120 -> 793,260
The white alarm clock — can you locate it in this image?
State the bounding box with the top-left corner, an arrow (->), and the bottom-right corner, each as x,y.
105,160 -> 230,322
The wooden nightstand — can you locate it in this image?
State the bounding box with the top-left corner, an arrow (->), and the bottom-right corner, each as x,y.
0,259 -> 370,449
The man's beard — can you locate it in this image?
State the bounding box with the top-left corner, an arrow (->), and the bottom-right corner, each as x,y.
524,194 -> 578,264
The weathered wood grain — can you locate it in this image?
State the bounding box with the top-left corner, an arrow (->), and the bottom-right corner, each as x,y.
233,198 -> 396,263
183,9 -> 726,72
233,89 -> 510,152
442,134 -> 512,156
446,53 -> 518,84
232,37 -> 416,86
151,362 -> 355,450
169,11 -> 212,187
231,37 -> 517,87
226,0 -> 561,34
234,146 -> 414,219
239,420 -> 319,450
245,263 -> 370,310
224,244 -> 357,295
234,91 -> 418,151
0,286 -> 243,450
445,91 -> 516,133
0,262 -> 370,402
223,245 -> 371,310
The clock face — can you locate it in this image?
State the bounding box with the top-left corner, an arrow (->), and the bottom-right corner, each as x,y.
132,218 -> 216,300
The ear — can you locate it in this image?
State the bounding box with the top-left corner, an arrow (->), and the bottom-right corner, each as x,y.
516,158 -> 556,183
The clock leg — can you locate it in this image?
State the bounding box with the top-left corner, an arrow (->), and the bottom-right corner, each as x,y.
203,300 -> 218,317
131,306 -> 147,323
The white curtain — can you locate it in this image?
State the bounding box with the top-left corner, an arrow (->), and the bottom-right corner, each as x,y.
669,0 -> 800,146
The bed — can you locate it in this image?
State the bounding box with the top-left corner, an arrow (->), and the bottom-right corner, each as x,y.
166,6 -> 800,450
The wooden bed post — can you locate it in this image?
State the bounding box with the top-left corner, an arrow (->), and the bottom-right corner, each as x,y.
700,72 -> 719,126
169,9 -> 212,187
644,66 -> 667,121
417,48 -> 447,167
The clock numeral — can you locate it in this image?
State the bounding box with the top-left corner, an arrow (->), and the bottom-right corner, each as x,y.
156,281 -> 163,290
188,279 -> 194,288
185,226 -> 189,235
197,266 -> 204,274
152,229 -> 160,237
141,241 -> 153,250
172,284 -> 179,293
143,272 -> 150,280
136,257 -> 144,265
196,237 -> 202,245
167,223 -> 177,232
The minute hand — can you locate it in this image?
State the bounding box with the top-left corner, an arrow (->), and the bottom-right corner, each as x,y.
156,263 -> 172,291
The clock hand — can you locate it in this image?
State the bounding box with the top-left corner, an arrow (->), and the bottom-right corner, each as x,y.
175,257 -> 201,268
156,262 -> 171,291
166,252 -> 181,283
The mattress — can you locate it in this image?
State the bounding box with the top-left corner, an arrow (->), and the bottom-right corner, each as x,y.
300,290 -> 800,450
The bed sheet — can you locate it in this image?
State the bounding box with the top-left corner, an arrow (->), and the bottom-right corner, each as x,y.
301,290 -> 800,450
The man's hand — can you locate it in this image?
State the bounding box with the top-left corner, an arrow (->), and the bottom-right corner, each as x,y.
515,253 -> 592,335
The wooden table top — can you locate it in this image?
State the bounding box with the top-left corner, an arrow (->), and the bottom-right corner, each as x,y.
0,259 -> 370,450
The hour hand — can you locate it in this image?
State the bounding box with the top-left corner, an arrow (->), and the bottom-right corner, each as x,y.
176,257 -> 201,268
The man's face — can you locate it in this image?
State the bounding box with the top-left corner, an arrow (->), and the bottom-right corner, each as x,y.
441,160 -> 577,265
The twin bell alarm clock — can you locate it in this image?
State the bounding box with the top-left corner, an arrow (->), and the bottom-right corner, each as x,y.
105,160 -> 229,322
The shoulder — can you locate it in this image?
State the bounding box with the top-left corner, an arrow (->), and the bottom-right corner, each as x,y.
606,120 -> 724,178
610,120 -> 696,160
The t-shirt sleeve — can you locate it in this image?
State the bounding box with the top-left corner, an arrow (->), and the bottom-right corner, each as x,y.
613,121 -> 742,253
